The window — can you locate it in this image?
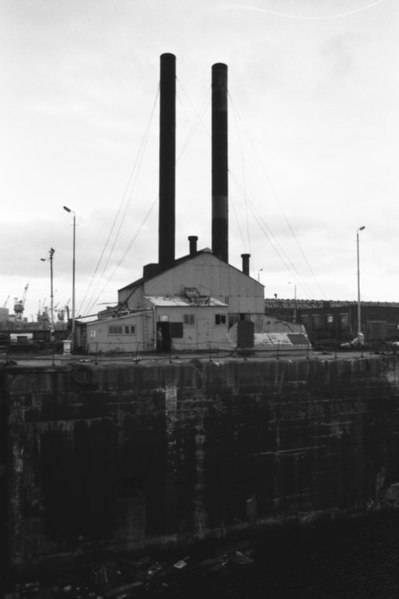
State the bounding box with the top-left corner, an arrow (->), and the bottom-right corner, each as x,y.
117,324 -> 136,335
215,314 -> 227,325
312,314 -> 323,330
183,314 -> 195,325
109,324 -> 136,335
109,325 -> 123,335
326,314 -> 334,329
90,330 -> 96,338
340,313 -> 350,330
170,322 -> 183,338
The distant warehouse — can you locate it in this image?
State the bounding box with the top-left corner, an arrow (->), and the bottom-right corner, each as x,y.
264,299 -> 399,347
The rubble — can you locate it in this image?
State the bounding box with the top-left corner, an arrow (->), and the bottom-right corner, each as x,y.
4,542 -> 257,599
4,513 -> 398,598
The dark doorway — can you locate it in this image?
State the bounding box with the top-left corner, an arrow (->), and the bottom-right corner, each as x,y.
156,322 -> 171,352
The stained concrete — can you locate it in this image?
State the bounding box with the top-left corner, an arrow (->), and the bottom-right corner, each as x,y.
1,354 -> 399,572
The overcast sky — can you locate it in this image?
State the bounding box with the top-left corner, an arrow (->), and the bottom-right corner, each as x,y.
1,0 -> 398,320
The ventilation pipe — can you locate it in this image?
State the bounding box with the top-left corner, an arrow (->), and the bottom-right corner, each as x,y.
158,53 -> 176,269
241,253 -> 250,276
188,235 -> 198,256
211,63 -> 228,263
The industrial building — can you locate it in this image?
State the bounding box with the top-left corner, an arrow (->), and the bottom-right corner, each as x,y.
87,247 -> 267,353
86,55 -> 309,354
263,298 -> 399,348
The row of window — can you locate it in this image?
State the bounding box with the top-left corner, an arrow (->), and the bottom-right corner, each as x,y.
109,325 -> 136,335
300,313 -> 350,330
108,314 -> 228,335
183,313 -> 227,326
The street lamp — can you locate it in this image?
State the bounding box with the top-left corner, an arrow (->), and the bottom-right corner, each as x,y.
40,247 -> 55,330
288,281 -> 297,323
356,226 -> 365,342
63,206 -> 76,351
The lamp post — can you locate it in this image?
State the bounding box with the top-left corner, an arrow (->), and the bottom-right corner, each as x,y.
288,281 -> 297,323
356,226 -> 365,341
63,206 -> 76,351
40,247 -> 55,330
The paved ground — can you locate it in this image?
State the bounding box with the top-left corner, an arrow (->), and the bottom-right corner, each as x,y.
0,348 -> 389,368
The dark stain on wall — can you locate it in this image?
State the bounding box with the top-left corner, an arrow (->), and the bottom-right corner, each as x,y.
40,419 -> 117,542
3,356 -> 399,571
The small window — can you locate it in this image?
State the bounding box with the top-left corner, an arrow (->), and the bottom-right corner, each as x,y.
183,314 -> 195,326
312,314 -> 323,330
215,314 -> 227,325
340,313 -> 350,330
160,315 -> 169,322
170,322 -> 183,338
90,330 -> 96,338
109,325 -> 123,335
122,325 -> 136,334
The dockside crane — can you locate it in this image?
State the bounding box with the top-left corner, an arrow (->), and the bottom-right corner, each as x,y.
14,283 -> 29,320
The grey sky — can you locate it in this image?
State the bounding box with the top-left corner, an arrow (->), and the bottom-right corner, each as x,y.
1,0 -> 398,319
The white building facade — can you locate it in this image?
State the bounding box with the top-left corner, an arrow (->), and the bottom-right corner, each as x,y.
86,250 -> 265,354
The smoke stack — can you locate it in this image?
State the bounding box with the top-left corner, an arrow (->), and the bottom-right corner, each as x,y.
241,253 -> 250,276
158,53 -> 176,269
212,63 -> 228,263
188,235 -> 198,256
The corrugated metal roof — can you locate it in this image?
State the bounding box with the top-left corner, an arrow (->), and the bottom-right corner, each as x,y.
119,249 -> 263,293
145,295 -> 227,307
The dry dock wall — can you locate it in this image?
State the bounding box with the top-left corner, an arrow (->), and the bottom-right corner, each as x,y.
1,355 -> 399,571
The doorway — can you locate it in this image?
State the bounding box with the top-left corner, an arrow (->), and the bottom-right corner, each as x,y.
156,321 -> 171,352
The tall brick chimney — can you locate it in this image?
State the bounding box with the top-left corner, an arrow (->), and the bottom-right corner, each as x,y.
211,63 -> 228,263
158,53 -> 176,269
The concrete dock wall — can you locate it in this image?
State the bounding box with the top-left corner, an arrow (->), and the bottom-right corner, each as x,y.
2,355 -> 399,570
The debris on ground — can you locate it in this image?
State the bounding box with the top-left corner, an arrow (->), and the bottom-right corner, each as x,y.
4,542 -> 257,599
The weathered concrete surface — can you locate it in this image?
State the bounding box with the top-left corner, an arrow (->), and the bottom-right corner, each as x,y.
2,354 -> 399,571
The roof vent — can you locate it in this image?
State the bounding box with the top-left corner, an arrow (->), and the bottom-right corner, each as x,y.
241,253 -> 250,276
188,235 -> 198,256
